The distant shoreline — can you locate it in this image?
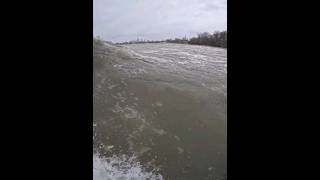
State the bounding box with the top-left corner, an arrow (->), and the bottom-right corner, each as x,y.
109,30 -> 227,49
115,42 -> 227,49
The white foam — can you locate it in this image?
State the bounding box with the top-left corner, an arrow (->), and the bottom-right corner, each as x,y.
108,84 -> 119,90
177,147 -> 184,154
155,101 -> 163,107
153,128 -> 167,136
93,153 -> 164,180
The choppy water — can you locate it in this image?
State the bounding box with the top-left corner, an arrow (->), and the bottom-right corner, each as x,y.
93,41 -> 227,180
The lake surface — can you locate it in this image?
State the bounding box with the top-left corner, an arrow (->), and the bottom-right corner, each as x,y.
93,42 -> 227,180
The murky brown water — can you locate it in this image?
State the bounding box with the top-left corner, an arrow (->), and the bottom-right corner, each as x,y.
93,40 -> 227,180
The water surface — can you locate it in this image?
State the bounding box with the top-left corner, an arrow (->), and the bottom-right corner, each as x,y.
93,42 -> 227,180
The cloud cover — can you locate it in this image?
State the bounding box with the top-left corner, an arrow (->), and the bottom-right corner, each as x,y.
94,0 -> 227,42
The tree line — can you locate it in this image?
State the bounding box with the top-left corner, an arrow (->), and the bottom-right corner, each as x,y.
167,31 -> 227,48
189,31 -> 227,48
112,30 -> 227,48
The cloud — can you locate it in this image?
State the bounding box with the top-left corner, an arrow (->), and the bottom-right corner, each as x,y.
94,0 -> 227,42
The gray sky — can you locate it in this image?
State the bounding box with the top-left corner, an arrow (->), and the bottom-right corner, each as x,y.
94,0 -> 227,43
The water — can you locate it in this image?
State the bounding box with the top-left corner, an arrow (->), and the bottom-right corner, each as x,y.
93,41 -> 227,180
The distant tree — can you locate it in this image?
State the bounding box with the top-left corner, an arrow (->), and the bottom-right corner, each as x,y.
188,30 -> 227,48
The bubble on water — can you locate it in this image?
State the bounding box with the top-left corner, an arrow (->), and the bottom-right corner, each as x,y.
139,146 -> 152,155
153,128 -> 166,136
155,101 -> 163,107
177,147 -> 184,154
108,84 -> 119,89
107,145 -> 114,150
123,107 -> 139,119
174,135 -> 180,141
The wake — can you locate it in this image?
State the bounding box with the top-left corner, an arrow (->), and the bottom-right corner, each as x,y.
93,153 -> 164,180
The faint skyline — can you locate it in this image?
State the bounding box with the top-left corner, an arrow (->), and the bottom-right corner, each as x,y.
94,0 -> 227,43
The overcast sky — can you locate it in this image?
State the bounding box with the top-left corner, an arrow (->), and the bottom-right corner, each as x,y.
94,0 -> 227,43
